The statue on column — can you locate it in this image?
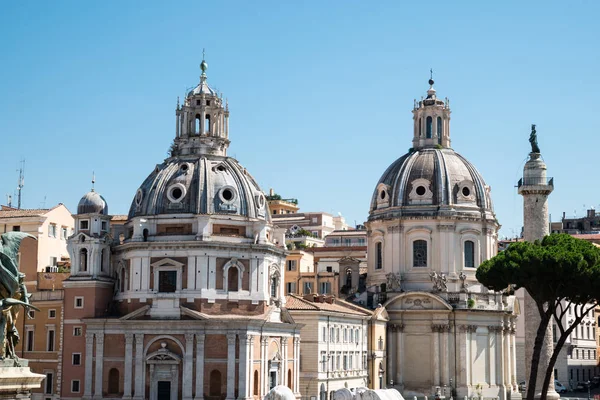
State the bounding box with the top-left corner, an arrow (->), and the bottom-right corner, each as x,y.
0,232 -> 39,362
529,124 -> 540,153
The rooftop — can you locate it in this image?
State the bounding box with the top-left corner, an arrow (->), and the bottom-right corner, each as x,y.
0,204 -> 62,218
285,294 -> 371,316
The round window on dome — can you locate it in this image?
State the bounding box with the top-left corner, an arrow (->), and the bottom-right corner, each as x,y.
257,194 -> 265,208
180,163 -> 189,172
135,189 -> 143,206
380,190 -> 386,200
217,165 -> 226,172
219,187 -> 236,203
416,186 -> 426,196
462,187 -> 471,197
166,183 -> 187,203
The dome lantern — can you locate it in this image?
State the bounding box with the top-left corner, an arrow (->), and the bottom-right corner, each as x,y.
412,74 -> 451,150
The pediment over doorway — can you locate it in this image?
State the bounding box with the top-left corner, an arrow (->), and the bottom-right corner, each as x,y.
146,342 -> 182,364
384,291 -> 452,311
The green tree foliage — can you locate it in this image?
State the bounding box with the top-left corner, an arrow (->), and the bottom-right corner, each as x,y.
477,234 -> 600,400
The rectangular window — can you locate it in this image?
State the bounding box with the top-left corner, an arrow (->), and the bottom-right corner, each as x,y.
343,354 -> 348,370
326,266 -> 333,273
312,231 -> 319,238
349,354 -> 353,370
286,282 -> 296,294
376,242 -> 383,269
312,217 -> 318,223
322,326 -> 326,342
48,224 -> 57,238
286,260 -> 297,271
79,220 -> 89,230
158,270 -> 177,293
303,282 -> 312,294
320,282 -> 331,294
48,309 -> 56,319
321,352 -> 327,372
61,227 -> 68,240
332,239 -> 340,246
45,372 -> 53,394
74,297 -> 84,309
73,327 -> 82,337
101,220 -> 108,231
27,329 -> 34,352
47,329 -> 55,352
358,238 -> 365,246
344,238 -> 352,246
12,225 -> 20,232
72,353 -> 81,365
413,240 -> 428,267
49,257 -> 57,267
71,380 -> 80,393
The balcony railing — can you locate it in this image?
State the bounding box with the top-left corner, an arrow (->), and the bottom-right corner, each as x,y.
517,177 -> 554,188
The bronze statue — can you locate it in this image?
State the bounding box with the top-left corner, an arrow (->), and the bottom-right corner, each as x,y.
0,232 -> 39,362
529,124 -> 540,153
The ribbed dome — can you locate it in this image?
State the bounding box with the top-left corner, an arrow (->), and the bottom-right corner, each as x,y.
77,191 -> 108,215
369,148 -> 494,220
187,79 -> 217,97
129,156 -> 269,220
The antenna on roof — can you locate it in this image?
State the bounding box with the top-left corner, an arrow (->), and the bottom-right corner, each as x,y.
16,159 -> 25,209
40,195 -> 47,209
6,194 -> 12,208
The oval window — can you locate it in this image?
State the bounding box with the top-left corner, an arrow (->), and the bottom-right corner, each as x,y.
416,186 -> 426,196
171,187 -> 183,200
462,187 -> 471,197
380,190 -> 386,200
167,184 -> 186,203
217,165 -> 226,172
180,164 -> 189,172
135,189 -> 143,206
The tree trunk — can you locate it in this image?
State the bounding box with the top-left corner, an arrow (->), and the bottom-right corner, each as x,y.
526,311 -> 552,400
541,331 -> 568,400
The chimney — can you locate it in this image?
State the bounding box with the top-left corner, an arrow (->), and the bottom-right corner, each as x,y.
269,188 -> 274,196
324,295 -> 335,304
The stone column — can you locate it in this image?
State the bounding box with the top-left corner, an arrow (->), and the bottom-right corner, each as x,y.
239,334 -> 250,399
395,324 -> 404,387
94,332 -> 104,398
432,325 -> 441,386
84,332 -> 94,399
281,337 -> 288,387
124,333 -> 134,399
511,323 -> 518,391
183,333 -> 194,400
248,335 -> 255,398
386,324 -> 394,385
195,333 -> 205,400
441,325 -> 450,386
261,337 -> 269,395
226,332 -> 236,400
294,337 -> 301,394
504,322 -> 512,389
458,325 -> 468,389
469,326 -> 477,386
497,325 -> 506,394
134,333 -> 144,400
487,327 -> 497,387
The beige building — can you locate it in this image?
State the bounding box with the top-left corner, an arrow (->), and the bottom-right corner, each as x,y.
285,294 -> 386,400
0,204 -> 74,272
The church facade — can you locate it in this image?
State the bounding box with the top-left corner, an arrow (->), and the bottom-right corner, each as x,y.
61,60 -> 301,400
366,79 -> 521,400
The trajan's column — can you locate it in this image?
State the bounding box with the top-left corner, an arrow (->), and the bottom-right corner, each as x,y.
517,125 -> 559,400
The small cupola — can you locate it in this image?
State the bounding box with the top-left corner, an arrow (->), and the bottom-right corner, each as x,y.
74,176 -> 111,236
172,52 -> 230,157
412,73 -> 452,150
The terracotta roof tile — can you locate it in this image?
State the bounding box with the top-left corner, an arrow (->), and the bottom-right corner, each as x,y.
0,206 -> 50,218
285,295 -> 371,316
110,215 -> 129,221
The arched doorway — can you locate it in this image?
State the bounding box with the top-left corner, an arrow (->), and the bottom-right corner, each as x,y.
146,342 -> 181,400
253,370 -> 259,396
288,369 -> 292,389
108,368 -> 120,394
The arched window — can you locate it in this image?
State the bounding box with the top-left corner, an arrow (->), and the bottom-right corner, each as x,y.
288,369 -> 292,389
205,114 -> 211,134
464,240 -> 475,268
254,370 -> 259,395
228,267 -> 239,292
413,240 -> 427,267
320,383 -> 327,400
418,118 -> 422,136
100,249 -> 105,272
108,368 -> 120,394
80,249 -> 88,272
209,370 -> 222,397
195,114 -> 201,134
270,276 -> 278,298
375,242 -> 383,270
345,269 -> 352,288
437,117 -> 443,144
120,268 -> 125,292
426,116 -> 432,138
143,229 -> 149,242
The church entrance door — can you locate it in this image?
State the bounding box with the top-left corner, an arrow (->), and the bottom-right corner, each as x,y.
157,381 -> 171,400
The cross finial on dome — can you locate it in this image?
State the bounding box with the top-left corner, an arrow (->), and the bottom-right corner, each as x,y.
91,171 -> 96,192
429,68 -> 434,87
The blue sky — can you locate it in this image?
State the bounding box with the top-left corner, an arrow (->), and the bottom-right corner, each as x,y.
0,1 -> 598,238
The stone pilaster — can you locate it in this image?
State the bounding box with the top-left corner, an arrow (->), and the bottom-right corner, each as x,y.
226,333 -> 236,400
395,324 -> 404,387
84,332 -> 94,399
93,333 -> 104,399
124,333 -> 133,399
239,334 -> 250,400
133,333 -> 144,400
183,333 -> 194,400
195,333 -> 205,400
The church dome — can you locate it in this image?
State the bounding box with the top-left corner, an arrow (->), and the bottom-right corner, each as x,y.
129,156 -> 269,220
369,148 -> 493,219
77,190 -> 108,215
